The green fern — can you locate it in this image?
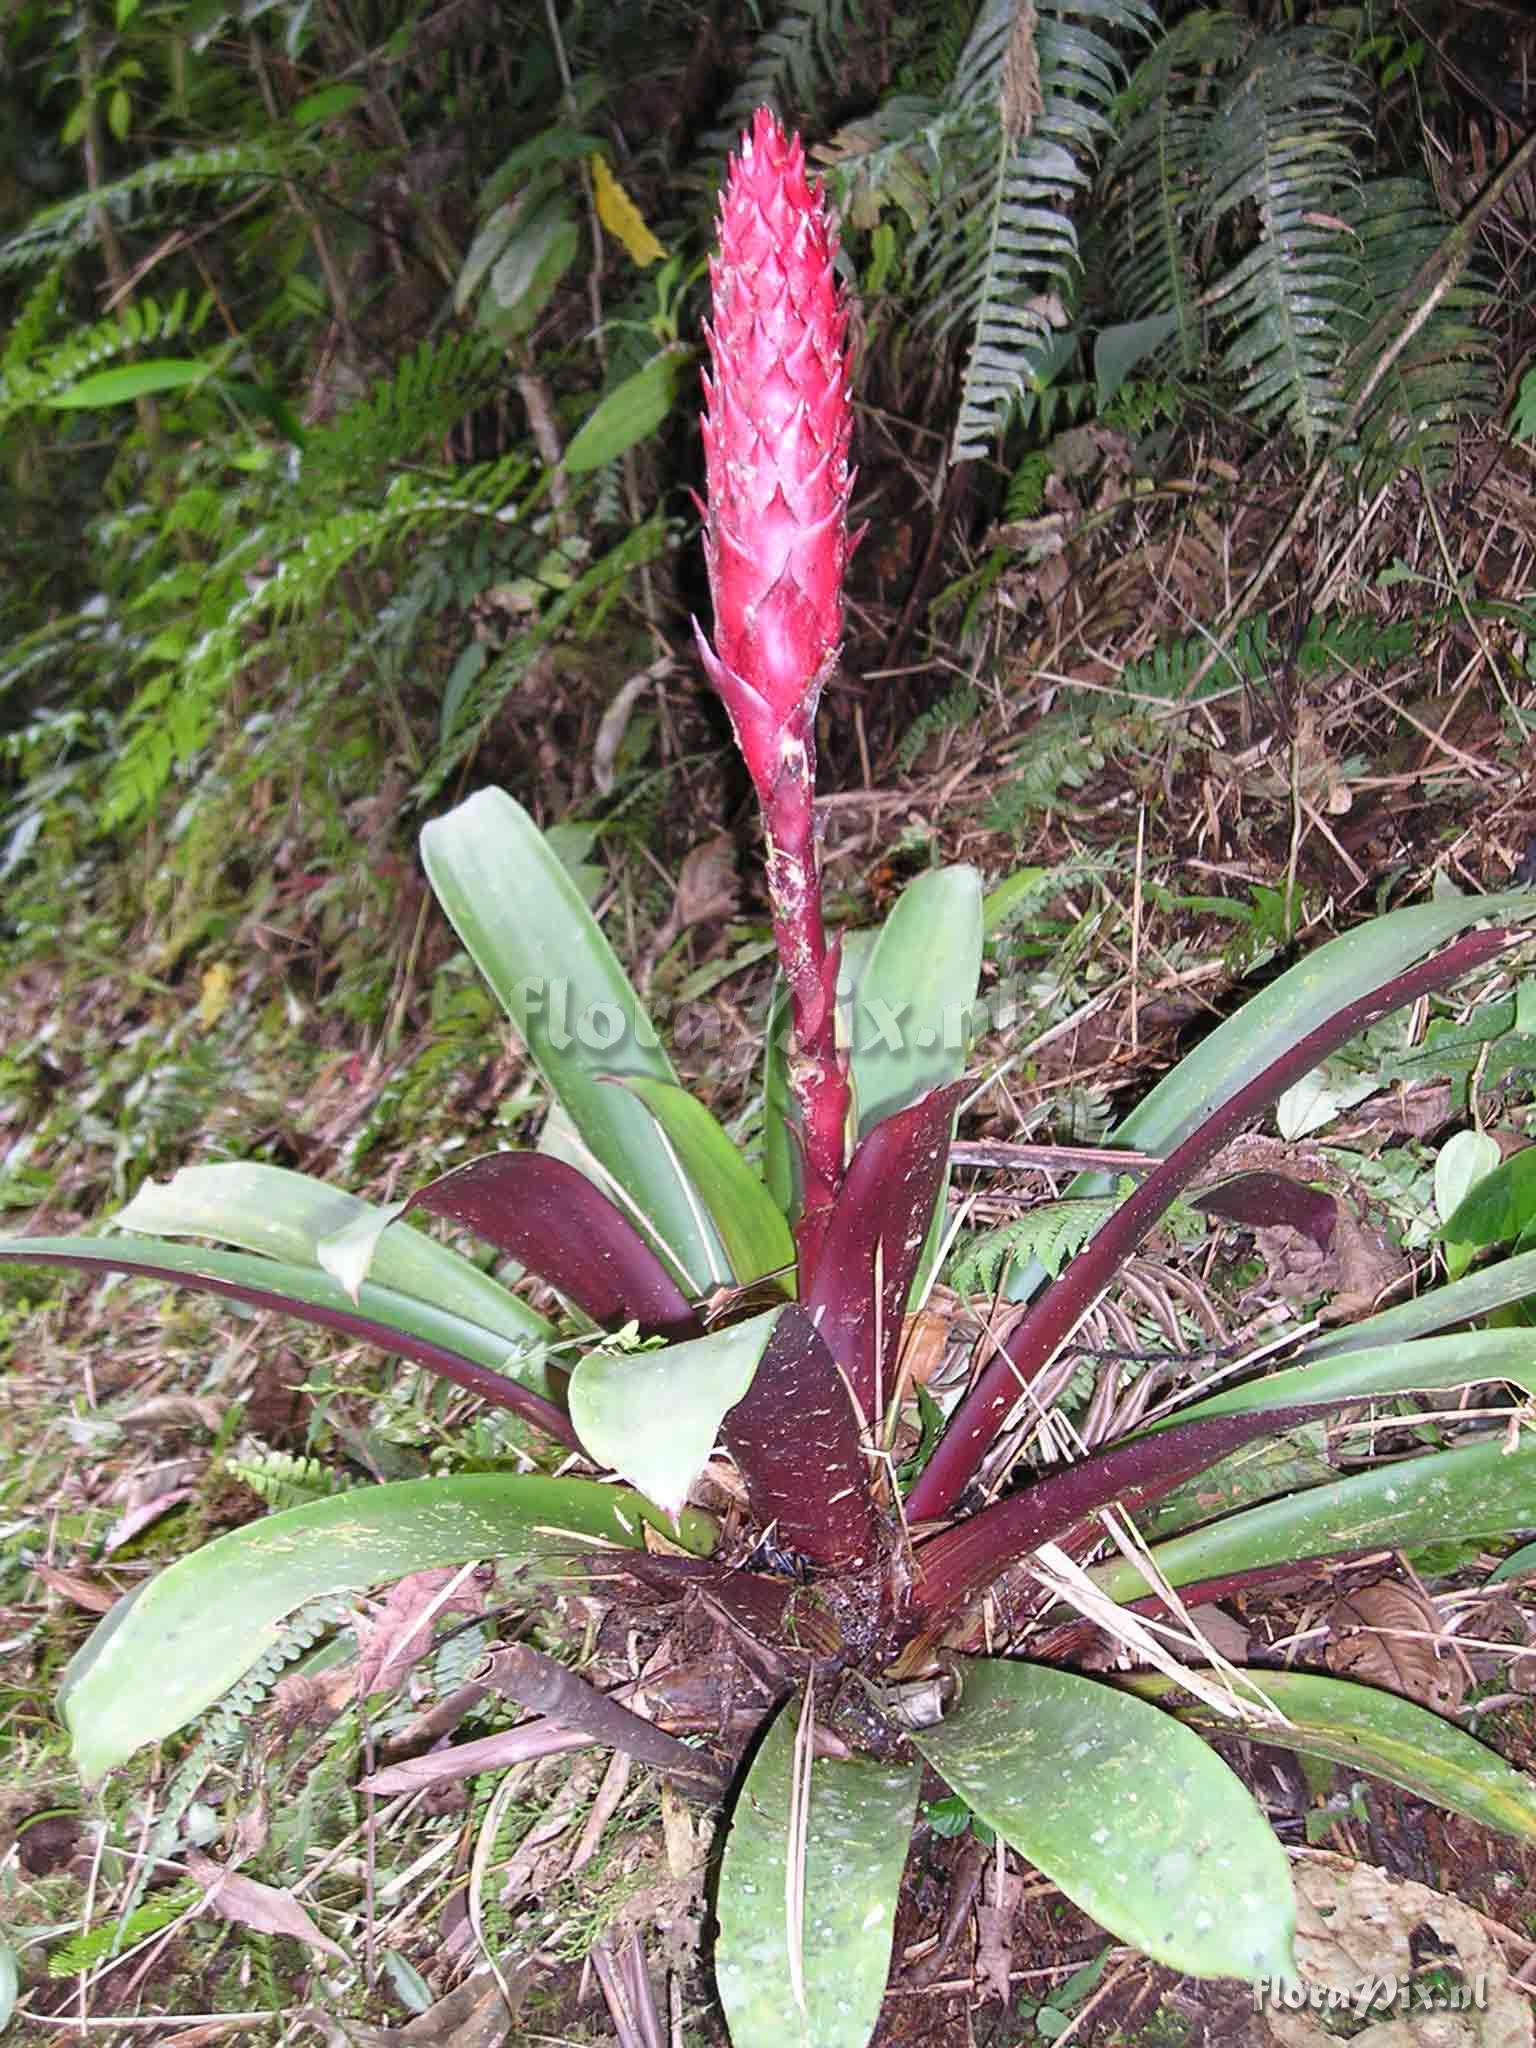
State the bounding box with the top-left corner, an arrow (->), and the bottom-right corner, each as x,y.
986,706 -> 1112,826
0,140 -> 327,276
227,1448 -> 355,1510
947,1189 -> 1130,1294
0,291 -> 207,431
708,0 -> 856,149
898,684 -> 981,769
49,1885 -> 202,1978
918,0 -> 1158,462
1201,29 -> 1369,452
299,333 -> 506,494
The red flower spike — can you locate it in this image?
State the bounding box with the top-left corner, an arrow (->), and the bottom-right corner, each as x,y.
697,108 -> 857,1265
697,106 -> 855,780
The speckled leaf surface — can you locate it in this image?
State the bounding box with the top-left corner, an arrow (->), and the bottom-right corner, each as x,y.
62,1475 -> 712,1783
1130,1670 -> 1536,1845
716,1692 -> 919,2048
1094,1434 -> 1536,1604
911,1660 -> 1295,1983
568,1309 -> 781,1520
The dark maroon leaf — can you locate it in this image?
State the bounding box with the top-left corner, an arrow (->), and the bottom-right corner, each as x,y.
910,1405 -> 1323,1623
803,1082 -> 965,1422
909,928 -> 1515,1520
722,1303 -> 878,1569
408,1153 -> 699,1339
607,1551 -> 843,1653
1192,1170 -> 1337,1251
0,1244 -> 579,1446
1029,1557 -> 1340,1663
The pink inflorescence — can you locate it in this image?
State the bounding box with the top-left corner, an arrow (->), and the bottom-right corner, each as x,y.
697,107 -> 854,778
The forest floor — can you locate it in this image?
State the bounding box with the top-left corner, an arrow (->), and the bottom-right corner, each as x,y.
3,405 -> 1536,2046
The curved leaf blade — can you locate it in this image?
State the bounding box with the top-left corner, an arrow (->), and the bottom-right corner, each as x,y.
617,1076 -> 795,1287
848,866 -> 982,1137
419,787 -> 727,1293
568,1308 -> 781,1519
804,1082 -> 965,1419
1130,1669 -> 1536,1845
115,1160 -> 553,1355
1094,1434 -> 1536,1604
912,1660 -> 1295,1983
716,1690 -> 920,2048
409,1151 -> 698,1336
1301,1245 -> 1536,1358
62,1474 -> 711,1782
1158,1328 -> 1536,1429
0,1234 -> 574,1442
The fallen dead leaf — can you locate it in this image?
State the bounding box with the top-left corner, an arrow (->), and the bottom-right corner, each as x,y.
1325,1581 -> 1466,1713
674,832 -> 739,928
1263,1856 -> 1532,2048
32,1563 -> 120,1614
186,1849 -> 346,1960
298,1967 -> 527,2046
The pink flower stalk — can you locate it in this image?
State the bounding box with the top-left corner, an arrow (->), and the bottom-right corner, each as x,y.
696,108 -> 856,1273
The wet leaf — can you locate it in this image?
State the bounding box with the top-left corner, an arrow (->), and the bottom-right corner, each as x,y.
912,1660 -> 1295,1982
716,1690 -> 920,2048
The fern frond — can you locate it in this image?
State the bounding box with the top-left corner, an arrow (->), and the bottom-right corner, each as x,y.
919,0 -> 1157,461
947,1190 -> 1128,1293
1094,11 -> 1253,372
228,1447 -> 355,1511
1201,29 -> 1369,452
1341,177 -> 1497,490
300,333 -> 506,495
0,140 -> 325,275
0,291 -> 205,432
707,0 -> 855,149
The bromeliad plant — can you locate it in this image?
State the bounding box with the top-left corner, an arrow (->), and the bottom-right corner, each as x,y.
8,109 -> 1536,2045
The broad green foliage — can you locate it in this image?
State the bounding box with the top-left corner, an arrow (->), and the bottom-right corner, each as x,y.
61,1475 -> 713,1782
716,1692 -> 920,2048
912,1661 -> 1295,1981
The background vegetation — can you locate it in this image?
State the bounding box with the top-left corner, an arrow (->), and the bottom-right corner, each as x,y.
4,0 -> 1536,2038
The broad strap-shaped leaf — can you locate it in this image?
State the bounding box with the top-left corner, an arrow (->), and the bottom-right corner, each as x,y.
910,1405 -> 1320,1624
114,1160 -> 553,1354
61,1475 -> 712,1782
913,923 -> 1522,1519
0,1234 -> 575,1443
1161,1327 -> 1536,1430
568,1308 -> 781,1521
1190,1169 -> 1336,1251
419,787 -> 728,1294
1130,1669 -> 1536,1846
716,1690 -> 920,2048
911,1660 -> 1295,1983
722,1304 -> 880,1570
1092,1432 -> 1536,1605
408,1152 -> 699,1338
846,867 -> 982,1138
1301,1244 -> 1536,1359
615,1075 -> 795,1287
804,1083 -> 965,1423
611,1552 -> 844,1655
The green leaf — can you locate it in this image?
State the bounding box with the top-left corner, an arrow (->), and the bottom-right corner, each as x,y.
564,346 -> 694,472
291,82 -> 366,125
1436,1129 -> 1503,1280
1158,1327 -> 1536,1429
1094,311 -> 1181,405
848,866 -> 983,1136
716,1690 -> 920,2048
1491,1540 -> 1536,1584
568,1310 -> 780,1520
1442,1148 -> 1536,1254
61,1475 -> 709,1782
618,1077 -> 795,1287
1094,1434 -> 1536,1604
42,359 -> 212,407
911,1660 -> 1294,1982
115,1160 -> 553,1360
1302,1245 -> 1536,1358
1129,1669 -> 1536,1844
1109,891 -> 1536,1168
419,788 -> 727,1294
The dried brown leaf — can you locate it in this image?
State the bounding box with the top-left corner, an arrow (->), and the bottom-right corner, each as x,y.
185,1849 -> 346,1958
1325,1581 -> 1466,1712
